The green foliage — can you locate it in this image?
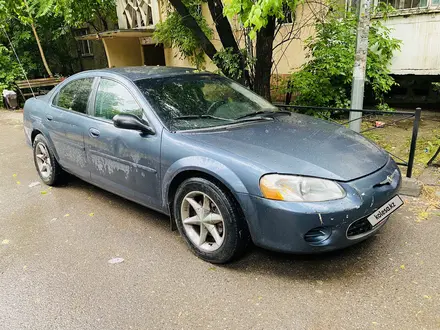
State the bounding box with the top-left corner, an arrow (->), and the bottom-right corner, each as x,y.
154,0 -> 212,68
0,0 -> 117,93
224,0 -> 300,38
288,6 -> 401,108
0,0 -> 30,24
37,0 -> 117,30
213,48 -> 244,80
0,0 -> 87,85
0,45 -> 23,90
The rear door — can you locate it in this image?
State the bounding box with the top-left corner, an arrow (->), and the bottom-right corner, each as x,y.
45,77 -> 95,179
83,77 -> 162,208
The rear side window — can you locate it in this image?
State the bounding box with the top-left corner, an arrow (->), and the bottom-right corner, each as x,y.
54,78 -> 94,114
94,79 -> 143,120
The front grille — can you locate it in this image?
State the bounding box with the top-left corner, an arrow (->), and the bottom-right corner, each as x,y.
347,218 -> 372,238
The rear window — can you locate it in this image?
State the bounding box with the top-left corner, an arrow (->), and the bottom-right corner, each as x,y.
53,78 -> 94,114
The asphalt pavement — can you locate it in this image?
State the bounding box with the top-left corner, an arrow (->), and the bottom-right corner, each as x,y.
0,110 -> 439,329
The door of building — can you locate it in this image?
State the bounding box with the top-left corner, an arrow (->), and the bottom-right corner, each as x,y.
143,44 -> 166,66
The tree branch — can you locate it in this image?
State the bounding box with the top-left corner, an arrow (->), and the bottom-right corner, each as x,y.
206,0 -> 250,85
168,0 -> 218,60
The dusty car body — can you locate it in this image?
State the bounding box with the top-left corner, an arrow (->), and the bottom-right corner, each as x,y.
23,67 -> 402,263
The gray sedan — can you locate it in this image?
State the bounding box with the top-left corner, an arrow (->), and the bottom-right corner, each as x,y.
23,67 -> 402,263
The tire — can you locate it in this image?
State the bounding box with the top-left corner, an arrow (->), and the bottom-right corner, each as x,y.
33,134 -> 65,186
174,177 -> 250,264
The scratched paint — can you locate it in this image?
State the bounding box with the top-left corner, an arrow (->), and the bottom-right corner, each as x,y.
60,144 -> 87,167
318,213 -> 324,225
90,154 -> 130,180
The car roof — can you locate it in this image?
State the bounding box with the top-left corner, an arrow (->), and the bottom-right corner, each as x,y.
88,66 -> 203,81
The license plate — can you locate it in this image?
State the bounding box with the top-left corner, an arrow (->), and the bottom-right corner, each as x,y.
367,195 -> 403,227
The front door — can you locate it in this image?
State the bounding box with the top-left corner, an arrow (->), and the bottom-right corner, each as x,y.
45,77 -> 95,179
84,78 -> 162,208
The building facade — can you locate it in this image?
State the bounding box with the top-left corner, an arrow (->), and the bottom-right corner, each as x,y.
375,0 -> 440,106
76,0 -> 323,73
76,0 -> 440,106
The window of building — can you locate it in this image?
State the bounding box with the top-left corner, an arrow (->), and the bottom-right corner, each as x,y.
54,78 -> 94,114
94,79 -> 144,120
380,0 -> 428,9
74,29 -> 93,57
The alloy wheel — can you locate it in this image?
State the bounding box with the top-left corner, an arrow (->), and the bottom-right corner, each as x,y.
35,142 -> 52,179
180,191 -> 225,252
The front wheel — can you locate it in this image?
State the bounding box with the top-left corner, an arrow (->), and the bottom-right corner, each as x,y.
174,177 -> 250,264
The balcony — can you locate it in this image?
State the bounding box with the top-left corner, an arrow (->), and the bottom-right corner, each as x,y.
116,0 -> 160,29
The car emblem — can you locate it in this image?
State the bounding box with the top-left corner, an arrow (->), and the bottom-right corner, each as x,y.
374,169 -> 398,187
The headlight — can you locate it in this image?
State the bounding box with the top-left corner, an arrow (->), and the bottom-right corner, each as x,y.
259,174 -> 346,202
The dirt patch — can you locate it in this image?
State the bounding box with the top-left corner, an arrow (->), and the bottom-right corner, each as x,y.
0,109 -> 24,126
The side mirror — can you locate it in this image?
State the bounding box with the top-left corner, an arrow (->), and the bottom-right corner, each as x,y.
113,114 -> 154,135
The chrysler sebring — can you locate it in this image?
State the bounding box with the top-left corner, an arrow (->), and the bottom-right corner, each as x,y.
23,67 -> 402,263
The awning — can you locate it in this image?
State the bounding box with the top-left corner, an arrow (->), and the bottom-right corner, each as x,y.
75,28 -> 155,41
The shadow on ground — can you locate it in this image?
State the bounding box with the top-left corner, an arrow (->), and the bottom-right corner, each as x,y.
64,174 -> 379,282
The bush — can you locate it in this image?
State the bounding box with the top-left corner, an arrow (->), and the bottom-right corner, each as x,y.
288,6 -> 401,109
0,45 -> 23,90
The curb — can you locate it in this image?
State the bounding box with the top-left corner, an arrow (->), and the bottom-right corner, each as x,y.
399,177 -> 423,197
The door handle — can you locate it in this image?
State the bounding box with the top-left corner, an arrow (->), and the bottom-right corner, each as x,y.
89,128 -> 100,138
46,115 -> 53,121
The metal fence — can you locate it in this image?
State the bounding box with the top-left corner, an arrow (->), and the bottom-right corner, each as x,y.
275,104 -> 422,178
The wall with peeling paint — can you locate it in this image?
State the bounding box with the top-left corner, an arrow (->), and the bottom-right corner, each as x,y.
379,11 -> 440,75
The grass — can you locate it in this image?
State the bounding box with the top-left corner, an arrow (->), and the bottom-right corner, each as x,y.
357,112 -> 440,177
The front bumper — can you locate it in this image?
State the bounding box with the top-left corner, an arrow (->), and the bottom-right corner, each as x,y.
238,157 -> 401,253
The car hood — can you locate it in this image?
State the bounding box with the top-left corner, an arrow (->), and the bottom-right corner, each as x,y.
182,113 -> 389,182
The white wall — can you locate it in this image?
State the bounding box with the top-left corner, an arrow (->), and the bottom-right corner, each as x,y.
380,11 -> 440,75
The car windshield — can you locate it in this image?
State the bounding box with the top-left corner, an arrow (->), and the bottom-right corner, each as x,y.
135,74 -> 279,131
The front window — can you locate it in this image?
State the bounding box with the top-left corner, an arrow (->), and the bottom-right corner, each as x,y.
93,79 -> 144,120
135,74 -> 277,131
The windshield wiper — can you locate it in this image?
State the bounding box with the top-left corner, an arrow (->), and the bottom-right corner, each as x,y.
173,115 -> 234,121
235,110 -> 291,120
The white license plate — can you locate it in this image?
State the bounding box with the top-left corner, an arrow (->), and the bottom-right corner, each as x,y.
367,195 -> 403,227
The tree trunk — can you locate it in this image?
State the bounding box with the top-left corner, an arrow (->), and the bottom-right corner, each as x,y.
206,0 -> 250,85
30,22 -> 53,78
206,0 -> 239,51
23,0 -> 53,77
254,16 -> 276,100
70,28 -> 84,72
96,8 -> 109,31
168,0 -> 218,60
168,0 -> 244,82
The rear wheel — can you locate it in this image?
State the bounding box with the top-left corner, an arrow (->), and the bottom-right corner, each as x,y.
174,177 -> 250,263
33,134 -> 65,186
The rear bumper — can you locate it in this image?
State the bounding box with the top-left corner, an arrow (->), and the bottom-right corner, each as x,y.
237,157 -> 401,253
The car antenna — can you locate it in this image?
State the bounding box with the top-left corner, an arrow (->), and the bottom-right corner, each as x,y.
1,24 -> 35,98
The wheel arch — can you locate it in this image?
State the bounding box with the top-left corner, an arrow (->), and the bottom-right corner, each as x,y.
163,157 -> 249,219
31,129 -> 43,144
30,128 -> 60,161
